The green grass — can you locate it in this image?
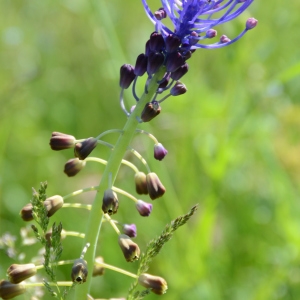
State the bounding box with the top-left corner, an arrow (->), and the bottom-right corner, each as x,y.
1,0 -> 300,299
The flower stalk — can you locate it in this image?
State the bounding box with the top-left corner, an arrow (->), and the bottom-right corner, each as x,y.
74,66 -> 166,299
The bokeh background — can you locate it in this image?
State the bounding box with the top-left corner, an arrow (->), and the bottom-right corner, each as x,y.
1,0 -> 300,299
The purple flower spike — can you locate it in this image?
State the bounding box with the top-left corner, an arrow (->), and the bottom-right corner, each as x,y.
142,0 -> 255,50
123,224 -> 137,238
136,200 -> 153,217
154,143 -> 168,161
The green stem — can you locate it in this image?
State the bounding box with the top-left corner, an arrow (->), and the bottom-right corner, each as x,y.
74,67 -> 166,299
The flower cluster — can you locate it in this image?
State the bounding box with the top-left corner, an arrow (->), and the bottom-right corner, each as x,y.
0,1 -> 256,299
119,0 -> 257,120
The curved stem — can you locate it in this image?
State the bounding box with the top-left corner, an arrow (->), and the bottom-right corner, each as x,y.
74,66 -> 166,299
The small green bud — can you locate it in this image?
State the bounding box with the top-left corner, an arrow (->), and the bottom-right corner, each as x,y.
7,264 -> 37,284
118,234 -> 140,262
74,137 -> 97,160
0,280 -> 26,299
134,172 -> 148,195
64,158 -> 86,177
71,258 -> 88,284
138,273 -> 168,295
102,189 -> 119,215
146,172 -> 166,200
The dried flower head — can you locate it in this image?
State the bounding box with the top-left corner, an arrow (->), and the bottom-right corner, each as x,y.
71,258 -> 88,284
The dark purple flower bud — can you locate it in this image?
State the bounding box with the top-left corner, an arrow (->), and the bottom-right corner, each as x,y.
74,137 -> 97,160
141,101 -> 161,122
220,35 -> 231,43
145,40 -> 151,56
49,132 -> 76,151
165,52 -> 185,73
170,63 -> 189,81
246,17 -> 258,30
134,172 -> 148,195
7,264 -> 37,284
71,258 -> 88,283
149,32 -> 165,52
170,81 -> 187,96
206,29 -> 217,38
146,172 -> 166,200
119,64 -> 136,89
147,52 -> 164,75
154,143 -> 168,161
118,234 -> 140,262
93,256 -> 105,277
165,34 -> 181,53
134,53 -> 148,76
154,8 -> 166,20
158,74 -> 171,90
136,200 -> 153,217
102,189 -> 119,215
0,280 -> 26,299
138,273 -> 168,295
122,224 -> 137,238
64,158 -> 86,177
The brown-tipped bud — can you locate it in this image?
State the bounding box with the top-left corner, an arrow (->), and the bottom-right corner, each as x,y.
20,203 -> 34,221
141,101 -> 161,122
93,257 -> 105,277
74,137 -> 97,160
7,264 -> 37,284
0,280 -> 26,299
146,172 -> 166,200
102,189 -> 119,215
71,258 -> 88,283
138,273 -> 168,295
134,172 -> 148,195
118,234 -> 140,262
64,158 -> 86,177
49,132 -> 76,151
20,195 -> 64,221
44,195 -> 64,217
45,229 -> 67,246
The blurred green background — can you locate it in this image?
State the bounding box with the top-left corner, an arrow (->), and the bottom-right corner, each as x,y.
1,0 -> 300,299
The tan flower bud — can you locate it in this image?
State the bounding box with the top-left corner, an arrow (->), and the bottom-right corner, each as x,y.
44,195 -> 64,217
134,172 -> 148,195
146,172 -> 166,200
71,258 -> 88,283
7,263 -> 37,284
20,195 -> 64,221
118,234 -> 140,262
20,203 -> 34,221
92,257 -> 105,277
0,280 -> 26,299
102,189 -> 119,215
138,273 -> 168,295
64,158 -> 86,177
